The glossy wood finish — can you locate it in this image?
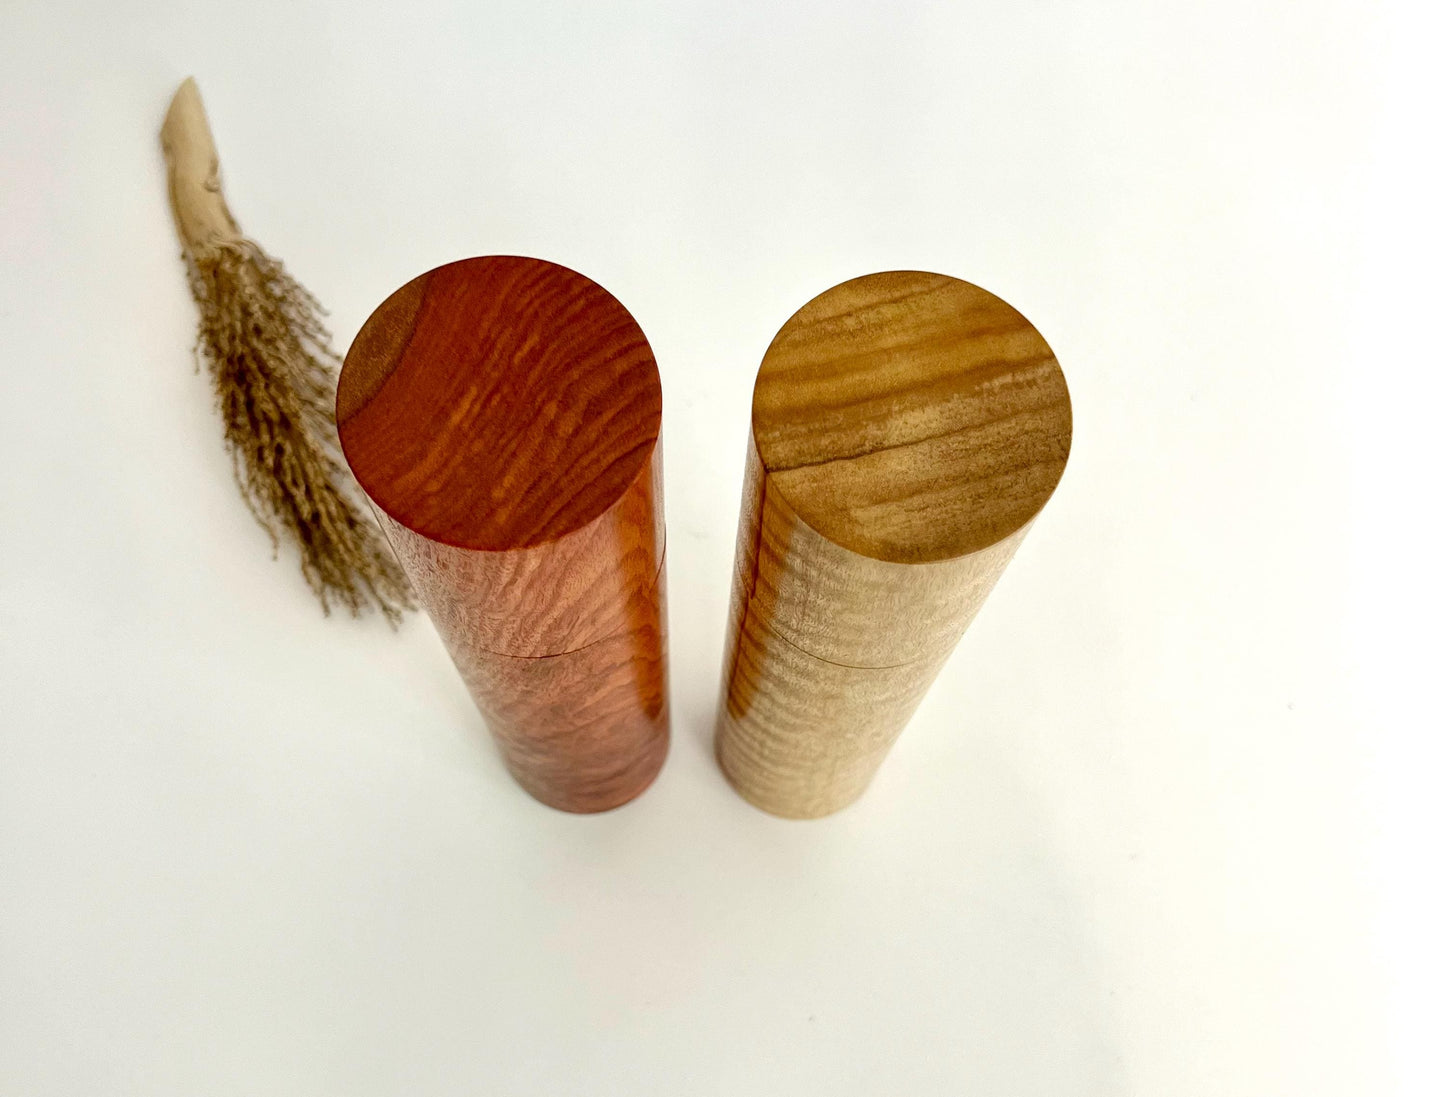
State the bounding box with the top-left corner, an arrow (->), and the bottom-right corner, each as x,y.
717,272 -> 1071,818
339,256 -> 668,813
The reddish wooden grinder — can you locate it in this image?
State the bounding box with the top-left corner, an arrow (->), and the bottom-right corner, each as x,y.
337,256 -> 668,812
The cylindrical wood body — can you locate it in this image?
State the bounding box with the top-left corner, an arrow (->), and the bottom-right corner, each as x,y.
716,272 -> 1072,818
339,256 -> 668,813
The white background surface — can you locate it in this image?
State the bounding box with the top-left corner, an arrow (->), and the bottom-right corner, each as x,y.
2,2 -> 1440,1094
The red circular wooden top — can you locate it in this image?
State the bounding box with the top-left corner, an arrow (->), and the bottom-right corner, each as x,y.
337,256 -> 662,551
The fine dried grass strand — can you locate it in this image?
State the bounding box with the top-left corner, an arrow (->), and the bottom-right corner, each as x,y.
185,239 -> 414,624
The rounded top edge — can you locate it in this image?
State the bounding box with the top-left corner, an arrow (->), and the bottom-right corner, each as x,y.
339,256 -> 661,552
751,270 -> 1071,563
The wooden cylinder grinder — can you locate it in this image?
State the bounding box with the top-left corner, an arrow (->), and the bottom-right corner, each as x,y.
338,256 -> 668,813
716,271 -> 1072,819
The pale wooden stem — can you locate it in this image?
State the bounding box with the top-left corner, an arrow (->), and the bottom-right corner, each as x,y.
160,77 -> 242,255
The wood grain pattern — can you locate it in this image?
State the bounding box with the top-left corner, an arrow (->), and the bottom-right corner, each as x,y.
459,561 -> 668,811
716,272 -> 1071,819
339,256 -> 668,813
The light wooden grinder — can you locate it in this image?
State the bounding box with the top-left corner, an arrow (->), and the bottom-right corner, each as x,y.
716,271 -> 1072,819
338,257 -> 668,813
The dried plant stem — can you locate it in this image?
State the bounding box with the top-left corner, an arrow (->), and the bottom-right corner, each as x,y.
161,78 -> 413,623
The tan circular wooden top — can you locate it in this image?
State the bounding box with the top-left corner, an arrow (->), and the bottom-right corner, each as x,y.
337,256 -> 662,552
750,271 -> 1072,564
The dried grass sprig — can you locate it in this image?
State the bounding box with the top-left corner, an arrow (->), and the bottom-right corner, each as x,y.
161,78 -> 413,624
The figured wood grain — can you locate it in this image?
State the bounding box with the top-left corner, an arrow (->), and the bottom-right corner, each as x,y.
339,256 -> 668,813
716,272 -> 1071,819
751,270 -> 1070,564
340,257 -> 661,550
459,562 -> 668,812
